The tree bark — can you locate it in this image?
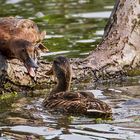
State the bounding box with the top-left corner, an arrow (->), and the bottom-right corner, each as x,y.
0,0 -> 140,92
85,0 -> 140,80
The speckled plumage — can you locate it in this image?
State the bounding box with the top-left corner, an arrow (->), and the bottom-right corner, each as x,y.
43,56 -> 112,118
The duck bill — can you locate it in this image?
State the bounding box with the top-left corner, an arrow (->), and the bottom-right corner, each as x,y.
25,57 -> 38,77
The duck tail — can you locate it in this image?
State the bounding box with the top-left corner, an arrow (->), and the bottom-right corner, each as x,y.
86,109 -> 112,118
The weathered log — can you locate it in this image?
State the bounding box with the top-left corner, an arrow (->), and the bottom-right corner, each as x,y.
0,53 -> 52,93
0,0 -> 140,92
85,0 -> 140,80
0,53 -> 90,92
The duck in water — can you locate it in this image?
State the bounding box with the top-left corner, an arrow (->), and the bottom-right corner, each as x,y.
43,56 -> 112,118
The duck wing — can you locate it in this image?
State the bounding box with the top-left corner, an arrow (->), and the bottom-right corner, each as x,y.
79,91 -> 112,117
43,91 -> 87,113
85,98 -> 112,117
44,91 -> 112,117
0,17 -> 16,41
44,97 -> 87,114
0,17 -> 41,43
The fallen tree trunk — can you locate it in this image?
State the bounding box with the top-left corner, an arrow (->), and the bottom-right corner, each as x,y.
0,0 -> 140,92
0,54 -> 91,93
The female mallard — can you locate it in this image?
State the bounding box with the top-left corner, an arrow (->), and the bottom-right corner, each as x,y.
43,56 -> 112,117
0,17 -> 48,77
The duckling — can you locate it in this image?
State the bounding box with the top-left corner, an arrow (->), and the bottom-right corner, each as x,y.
43,56 -> 112,118
0,17 -> 49,77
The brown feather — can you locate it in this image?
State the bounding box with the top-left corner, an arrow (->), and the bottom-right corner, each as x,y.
43,56 -> 112,118
0,17 -> 49,77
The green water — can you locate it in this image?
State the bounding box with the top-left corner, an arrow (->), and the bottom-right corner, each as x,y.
0,0 -> 140,140
0,0 -> 113,58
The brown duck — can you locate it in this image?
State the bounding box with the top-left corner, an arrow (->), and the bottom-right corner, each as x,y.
43,56 -> 112,118
0,17 -> 49,77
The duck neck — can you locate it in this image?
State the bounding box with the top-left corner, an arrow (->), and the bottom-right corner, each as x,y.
50,76 -> 71,94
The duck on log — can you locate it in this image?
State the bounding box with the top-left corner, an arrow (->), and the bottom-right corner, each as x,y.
0,0 -> 140,92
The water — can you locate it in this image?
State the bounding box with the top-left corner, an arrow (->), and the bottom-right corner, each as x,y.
0,0 -> 113,59
0,0 -> 140,140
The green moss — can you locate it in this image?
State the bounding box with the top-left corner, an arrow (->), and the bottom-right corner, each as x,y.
94,118 -> 113,124
133,117 -> 140,122
127,69 -> 140,76
0,91 -> 19,112
67,116 -> 75,122
3,82 -> 12,89
95,118 -> 104,123
39,137 -> 46,140
0,91 -> 18,100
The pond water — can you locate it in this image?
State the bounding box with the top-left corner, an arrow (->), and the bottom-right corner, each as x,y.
0,0 -> 140,140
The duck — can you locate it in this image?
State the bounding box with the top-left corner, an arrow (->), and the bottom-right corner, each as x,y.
43,56 -> 112,118
0,17 -> 49,77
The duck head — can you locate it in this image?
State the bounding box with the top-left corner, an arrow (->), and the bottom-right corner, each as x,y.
51,56 -> 72,92
10,39 -> 40,77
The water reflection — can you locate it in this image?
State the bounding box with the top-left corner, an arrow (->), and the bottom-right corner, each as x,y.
6,0 -> 22,4
71,11 -> 111,18
0,87 -> 140,139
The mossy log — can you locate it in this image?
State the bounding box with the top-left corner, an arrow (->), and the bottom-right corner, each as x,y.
0,53 -> 91,93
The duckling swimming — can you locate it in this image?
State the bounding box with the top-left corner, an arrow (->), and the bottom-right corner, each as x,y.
0,17 -> 48,77
43,56 -> 112,117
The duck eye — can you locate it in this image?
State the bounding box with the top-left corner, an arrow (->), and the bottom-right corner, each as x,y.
22,48 -> 26,52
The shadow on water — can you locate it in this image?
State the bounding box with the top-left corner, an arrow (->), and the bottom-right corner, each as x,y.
0,0 -> 140,140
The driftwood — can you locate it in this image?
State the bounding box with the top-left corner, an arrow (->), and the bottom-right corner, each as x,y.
0,0 -> 140,92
